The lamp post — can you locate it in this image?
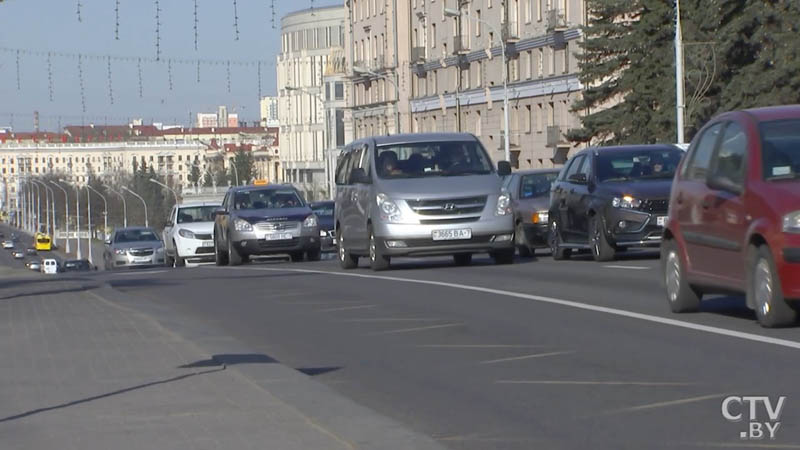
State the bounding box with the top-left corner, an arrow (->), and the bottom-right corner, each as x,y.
121,186 -> 148,227
148,178 -> 179,204
65,182 -> 82,260
31,179 -> 53,238
84,185 -> 93,265
30,180 -> 41,233
674,0 -> 686,144
444,7 -> 510,163
351,66 -> 401,134
216,151 -> 240,186
50,181 -> 70,254
107,187 -> 127,228
86,185 -> 108,240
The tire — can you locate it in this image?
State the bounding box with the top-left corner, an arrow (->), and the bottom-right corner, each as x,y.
172,241 -> 186,267
589,215 -> 615,262
165,252 -> 175,267
289,251 -> 305,262
661,238 -> 701,313
228,237 -> 243,266
549,219 -> 572,260
369,229 -> 390,271
491,248 -> 515,265
453,253 -> 473,266
515,222 -> 533,257
748,245 -> 797,328
338,229 -> 358,270
214,230 -> 229,266
306,247 -> 321,262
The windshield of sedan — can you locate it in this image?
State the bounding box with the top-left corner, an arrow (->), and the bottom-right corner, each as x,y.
233,189 -> 304,210
114,230 -> 159,243
761,119 -> 800,181
375,141 -> 494,179
520,173 -> 559,199
177,206 -> 219,224
596,148 -> 684,182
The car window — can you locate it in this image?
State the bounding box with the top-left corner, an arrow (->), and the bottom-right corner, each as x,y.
760,119 -> 800,181
595,148 -> 683,182
684,123 -> 723,181
520,173 -> 558,199
335,149 -> 352,185
710,122 -> 747,188
177,206 -> 219,223
347,147 -> 362,182
562,155 -> 585,180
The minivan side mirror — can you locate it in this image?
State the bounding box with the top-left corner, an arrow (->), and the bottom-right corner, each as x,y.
707,174 -> 743,195
350,168 -> 371,184
568,173 -> 588,184
497,161 -> 512,177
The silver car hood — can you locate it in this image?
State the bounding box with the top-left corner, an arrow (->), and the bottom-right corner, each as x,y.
111,240 -> 163,250
375,174 -> 503,200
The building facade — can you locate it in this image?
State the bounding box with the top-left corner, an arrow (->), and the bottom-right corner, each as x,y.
277,5 -> 346,201
260,96 -> 280,127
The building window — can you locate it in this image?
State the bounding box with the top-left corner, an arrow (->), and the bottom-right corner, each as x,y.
526,0 -> 532,23
525,105 -> 532,133
431,24 -> 436,48
475,10 -> 481,36
476,110 -> 482,136
538,48 -> 544,77
563,42 -> 570,73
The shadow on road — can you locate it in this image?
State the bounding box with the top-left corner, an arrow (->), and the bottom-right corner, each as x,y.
699,295 -> 757,321
296,367 -> 341,377
178,353 -> 278,368
0,284 -> 99,301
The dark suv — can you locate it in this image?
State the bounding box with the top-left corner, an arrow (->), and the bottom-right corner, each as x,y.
549,145 -> 684,261
662,105 -> 800,328
213,184 -> 321,265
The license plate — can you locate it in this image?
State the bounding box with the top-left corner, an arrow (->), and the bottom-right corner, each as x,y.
133,256 -> 151,263
202,241 -> 214,247
432,228 -> 472,241
657,216 -> 667,227
264,233 -> 292,241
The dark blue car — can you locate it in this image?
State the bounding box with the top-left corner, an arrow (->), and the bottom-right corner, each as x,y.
310,201 -> 336,252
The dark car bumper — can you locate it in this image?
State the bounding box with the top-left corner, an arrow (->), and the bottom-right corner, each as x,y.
522,223 -> 550,248
604,208 -> 667,247
235,236 -> 320,256
320,230 -> 337,252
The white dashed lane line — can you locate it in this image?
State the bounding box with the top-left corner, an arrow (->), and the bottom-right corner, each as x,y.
602,265 -> 651,270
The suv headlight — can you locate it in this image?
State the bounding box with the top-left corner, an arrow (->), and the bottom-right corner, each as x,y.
495,192 -> 512,216
783,211 -> 800,233
234,218 -> 253,232
178,229 -> 196,239
612,195 -> 642,209
377,193 -> 402,222
303,214 -> 318,228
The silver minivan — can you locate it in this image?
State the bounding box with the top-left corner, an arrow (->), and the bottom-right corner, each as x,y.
334,133 -> 515,270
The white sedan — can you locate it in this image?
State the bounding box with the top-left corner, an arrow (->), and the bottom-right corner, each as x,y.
2,240 -> 14,249
162,202 -> 220,267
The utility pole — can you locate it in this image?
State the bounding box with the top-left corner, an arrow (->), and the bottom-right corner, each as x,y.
675,0 -> 686,144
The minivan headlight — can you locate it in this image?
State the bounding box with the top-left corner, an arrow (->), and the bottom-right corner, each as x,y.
783,211 -> 800,233
496,192 -> 512,216
303,214 -> 318,228
178,228 -> 196,239
612,195 -> 642,209
377,193 -> 402,222
532,211 -> 549,224
234,218 -> 253,232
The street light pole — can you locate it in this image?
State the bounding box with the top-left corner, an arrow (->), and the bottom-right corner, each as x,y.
50,181 -> 71,254
107,187 -> 128,228
122,186 -> 148,227
444,7 -> 510,163
31,180 -> 41,233
70,182 -> 82,260
86,185 -> 108,240
674,0 -> 686,144
148,178 -> 179,204
85,186 -> 92,264
350,68 -> 401,134
31,179 -> 53,237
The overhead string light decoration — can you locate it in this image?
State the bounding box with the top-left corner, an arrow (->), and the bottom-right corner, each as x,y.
233,0 -> 240,41
47,52 -> 54,101
196,60 -> 201,83
107,56 -> 114,104
15,49 -> 21,90
167,59 -> 173,91
193,0 -> 199,51
257,61 -> 262,99
154,0 -> 162,61
137,57 -> 143,98
76,1 -> 82,22
226,60 -> 232,93
77,55 -> 86,113
115,0 -> 120,40
271,0 -> 276,29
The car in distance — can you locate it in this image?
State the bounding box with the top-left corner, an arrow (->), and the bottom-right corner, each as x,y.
335,133 -> 514,271
63,259 -> 96,272
26,259 -> 42,272
12,249 -> 25,259
548,145 -> 684,262
310,201 -> 336,252
504,169 -> 561,256
662,105 -> 800,328
214,184 -> 321,265
42,258 -> 59,274
103,227 -> 166,269
2,240 -> 13,249
26,247 -> 37,255
162,202 -> 220,267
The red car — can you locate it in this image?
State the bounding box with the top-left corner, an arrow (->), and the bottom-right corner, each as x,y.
662,105 -> 800,327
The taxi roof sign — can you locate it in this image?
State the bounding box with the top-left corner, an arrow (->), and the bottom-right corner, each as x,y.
253,179 -> 269,186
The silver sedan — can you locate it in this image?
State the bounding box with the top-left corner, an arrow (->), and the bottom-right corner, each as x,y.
103,227 -> 166,269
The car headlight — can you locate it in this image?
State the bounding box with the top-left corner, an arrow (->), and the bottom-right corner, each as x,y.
532,210 -> 549,224
377,193 -> 402,222
156,247 -> 165,253
114,248 -> 127,255
234,218 -> 253,232
303,214 -> 318,228
178,228 -> 196,239
612,195 -> 642,209
495,192 -> 512,216
783,211 -> 800,233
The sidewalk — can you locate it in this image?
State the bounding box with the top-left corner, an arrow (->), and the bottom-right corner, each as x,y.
0,277 -> 355,450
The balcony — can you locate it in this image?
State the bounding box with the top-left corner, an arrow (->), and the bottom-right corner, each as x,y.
501,21 -> 520,43
546,9 -> 568,33
411,47 -> 426,64
453,35 -> 470,54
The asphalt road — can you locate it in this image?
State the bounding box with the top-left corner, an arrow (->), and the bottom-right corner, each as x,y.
3,221 -> 799,448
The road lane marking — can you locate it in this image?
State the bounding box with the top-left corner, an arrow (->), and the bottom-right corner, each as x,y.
495,380 -> 696,386
419,344 -> 545,348
602,265 -> 650,270
370,322 -> 465,336
111,270 -> 167,276
479,351 -> 573,365
605,393 -> 728,415
222,266 -> 800,351
340,318 -> 445,322
317,304 -> 378,313
278,301 -> 363,305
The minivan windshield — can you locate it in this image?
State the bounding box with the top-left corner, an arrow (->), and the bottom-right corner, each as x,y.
233,189 -> 304,210
596,147 -> 684,182
375,141 -> 494,179
761,119 -> 800,181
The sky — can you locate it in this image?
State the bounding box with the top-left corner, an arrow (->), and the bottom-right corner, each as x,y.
0,0 -> 341,131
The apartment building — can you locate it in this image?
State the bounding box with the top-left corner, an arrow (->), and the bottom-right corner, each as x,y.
277,5 -> 346,201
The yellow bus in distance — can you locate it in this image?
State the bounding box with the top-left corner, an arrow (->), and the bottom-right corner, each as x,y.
35,233 -> 52,251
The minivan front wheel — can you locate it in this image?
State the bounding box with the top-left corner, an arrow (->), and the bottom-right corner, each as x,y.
748,245 -> 796,328
369,230 -> 390,271
338,229 -> 359,270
